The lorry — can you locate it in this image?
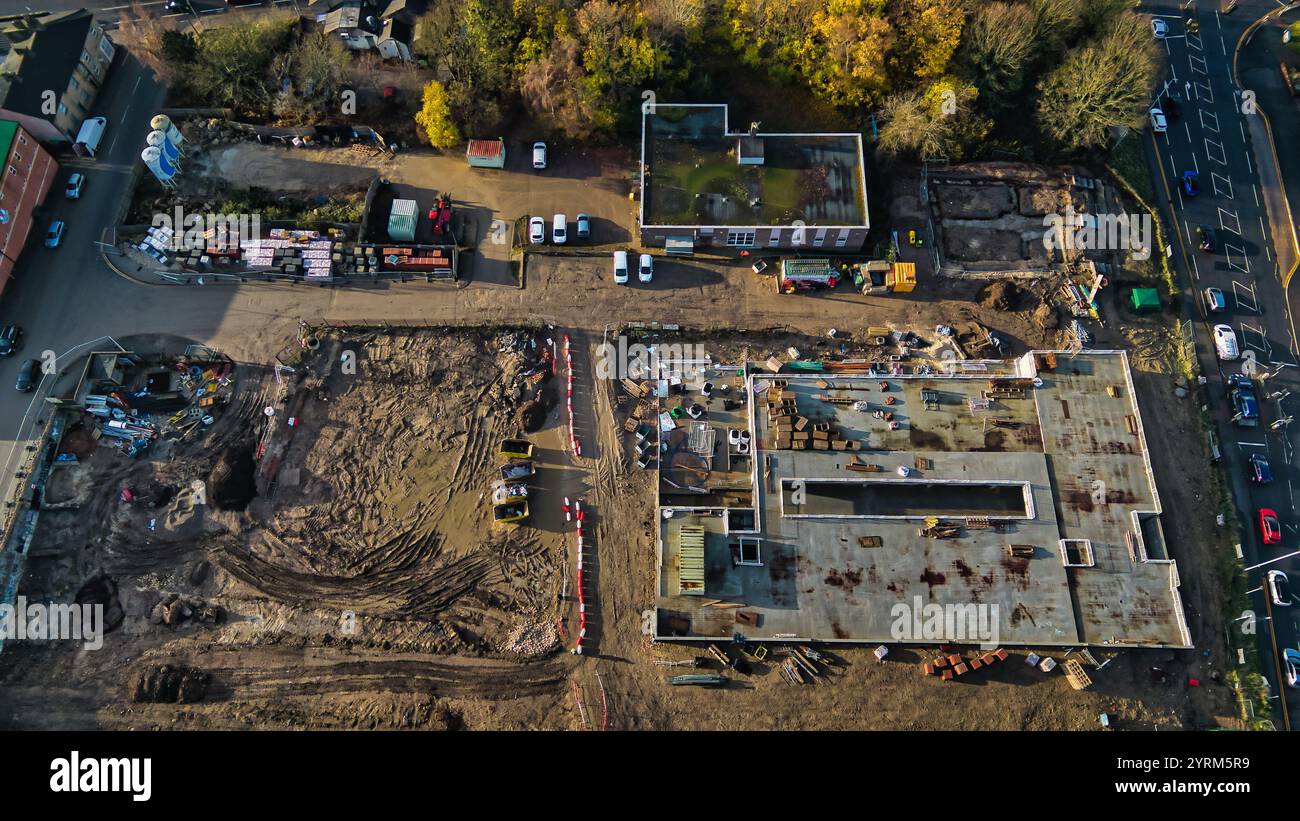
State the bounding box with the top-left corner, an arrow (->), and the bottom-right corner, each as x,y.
73,116 -> 108,158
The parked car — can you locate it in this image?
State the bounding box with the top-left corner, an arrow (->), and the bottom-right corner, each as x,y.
1197,225 -> 1216,252
65,173 -> 84,200
1284,648 -> 1300,688
528,216 -> 545,244
1149,107 -> 1168,133
0,324 -> 21,357
1181,170 -> 1198,196
1259,507 -> 1282,545
1268,570 -> 1292,607
13,358 -> 39,392
575,212 -> 590,240
1151,17 -> 1169,38
613,250 -> 629,284
1250,452 -> 1274,483
1204,286 -> 1226,313
1213,324 -> 1239,360
552,214 -> 567,244
532,141 -> 547,171
44,220 -> 65,249
1232,388 -> 1260,426
638,253 -> 653,283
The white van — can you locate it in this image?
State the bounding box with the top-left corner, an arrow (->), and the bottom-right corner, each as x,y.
552,214 -> 567,244
613,251 -> 629,284
73,116 -> 107,158
1213,324 -> 1239,361
533,142 -> 547,170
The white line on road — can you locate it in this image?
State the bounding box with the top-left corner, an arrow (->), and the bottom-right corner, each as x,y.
1219,206 -> 1241,235
1212,171 -> 1233,198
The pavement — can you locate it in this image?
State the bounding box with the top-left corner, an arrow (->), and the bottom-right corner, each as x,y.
1141,0 -> 1300,728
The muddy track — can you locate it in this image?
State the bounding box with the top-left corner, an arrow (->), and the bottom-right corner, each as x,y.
216,539 -> 496,619
197,656 -> 570,701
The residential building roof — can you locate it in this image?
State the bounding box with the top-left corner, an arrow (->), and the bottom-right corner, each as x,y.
0,11 -> 95,119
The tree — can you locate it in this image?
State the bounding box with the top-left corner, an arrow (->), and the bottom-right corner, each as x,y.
1027,0 -> 1085,64
413,0 -> 518,134
803,0 -> 895,107
575,0 -> 656,130
271,31 -> 351,124
958,1 -> 1037,113
1035,12 -> 1158,150
116,3 -> 181,81
1079,0 -> 1138,37
878,76 -> 987,160
518,34 -> 602,139
185,13 -> 297,118
723,0 -> 819,83
891,0 -> 965,83
642,0 -> 706,87
415,80 -> 462,148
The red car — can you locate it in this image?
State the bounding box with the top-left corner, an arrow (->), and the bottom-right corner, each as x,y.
1259,508 -> 1282,545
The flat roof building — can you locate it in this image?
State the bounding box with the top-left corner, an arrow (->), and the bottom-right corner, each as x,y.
639,104 -> 869,254
652,350 -> 1191,649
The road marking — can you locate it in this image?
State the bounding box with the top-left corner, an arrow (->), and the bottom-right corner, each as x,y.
1238,441 -> 1268,447
1200,109 -> 1220,134
1189,53 -> 1209,75
1219,206 -> 1241,235
1254,182 -> 1261,208
1195,78 -> 1215,103
1212,171 -> 1233,198
1241,321 -> 1270,353
1226,243 -> 1250,273
1205,137 -> 1228,165
1233,279 -> 1259,312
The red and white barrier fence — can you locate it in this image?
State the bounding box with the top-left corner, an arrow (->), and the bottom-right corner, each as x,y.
563,334 -> 580,457
572,499 -> 587,654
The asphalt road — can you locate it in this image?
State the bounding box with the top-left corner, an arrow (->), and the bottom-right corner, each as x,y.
1142,0 -> 1300,728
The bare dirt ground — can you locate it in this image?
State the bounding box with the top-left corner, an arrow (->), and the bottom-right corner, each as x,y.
0,327 -> 583,730
0,151 -> 1242,730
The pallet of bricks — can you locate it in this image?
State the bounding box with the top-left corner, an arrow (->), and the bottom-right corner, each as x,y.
768,380 -> 797,449
767,381 -> 859,452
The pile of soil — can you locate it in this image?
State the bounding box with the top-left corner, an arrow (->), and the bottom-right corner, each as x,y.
978,280 -> 1021,312
131,664 -> 211,704
208,444 -> 257,511
516,387 -> 557,433
74,572 -> 124,633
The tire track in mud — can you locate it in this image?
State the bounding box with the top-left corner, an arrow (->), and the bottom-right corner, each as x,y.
447,384 -> 497,501
137,648 -> 570,702
216,539 -> 496,619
